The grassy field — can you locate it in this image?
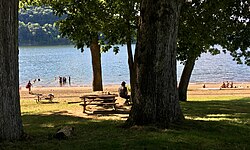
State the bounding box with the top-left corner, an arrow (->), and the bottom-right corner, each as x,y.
1,94 -> 250,149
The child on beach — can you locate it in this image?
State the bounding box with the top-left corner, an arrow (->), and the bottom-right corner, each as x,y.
26,80 -> 32,94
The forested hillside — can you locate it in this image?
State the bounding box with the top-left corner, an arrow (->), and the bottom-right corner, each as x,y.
18,7 -> 71,46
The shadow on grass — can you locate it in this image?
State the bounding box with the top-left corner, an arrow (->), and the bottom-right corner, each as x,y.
182,97 -> 250,121
1,98 -> 250,149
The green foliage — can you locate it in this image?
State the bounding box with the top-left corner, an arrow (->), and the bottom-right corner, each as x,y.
18,6 -> 70,45
19,6 -> 62,25
102,1 -> 139,44
46,0 -> 108,50
42,0 -> 139,52
220,0 -> 250,65
178,0 -> 249,64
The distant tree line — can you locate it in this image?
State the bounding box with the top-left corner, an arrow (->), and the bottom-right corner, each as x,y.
18,6 -> 71,46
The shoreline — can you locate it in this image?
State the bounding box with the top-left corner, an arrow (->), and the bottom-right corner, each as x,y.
20,82 -> 250,99
20,82 -> 250,88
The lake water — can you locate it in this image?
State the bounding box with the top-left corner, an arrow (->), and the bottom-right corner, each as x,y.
19,45 -> 250,87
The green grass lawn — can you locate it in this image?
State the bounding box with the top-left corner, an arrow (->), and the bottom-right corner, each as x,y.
1,97 -> 250,150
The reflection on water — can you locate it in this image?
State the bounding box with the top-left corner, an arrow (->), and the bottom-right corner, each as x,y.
19,45 -> 250,87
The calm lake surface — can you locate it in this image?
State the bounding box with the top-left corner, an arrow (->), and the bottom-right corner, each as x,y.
19,45 -> 250,87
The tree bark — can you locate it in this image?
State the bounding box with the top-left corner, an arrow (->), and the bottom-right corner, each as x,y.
126,0 -> 184,128
90,38 -> 103,91
126,19 -> 136,103
178,56 -> 196,101
0,0 -> 23,140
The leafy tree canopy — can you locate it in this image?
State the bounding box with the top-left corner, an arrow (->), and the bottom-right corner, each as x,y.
18,6 -> 70,46
27,0 -> 139,53
40,0 -> 113,52
178,0 -> 249,64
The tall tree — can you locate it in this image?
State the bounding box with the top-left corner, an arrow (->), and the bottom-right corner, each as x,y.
0,0 -> 23,140
103,0 -> 139,103
126,0 -> 184,128
46,0 -> 109,91
177,0 -> 250,101
46,0 -> 139,91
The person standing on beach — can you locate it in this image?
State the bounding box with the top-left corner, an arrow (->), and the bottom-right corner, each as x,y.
26,80 -> 32,94
63,77 -> 67,85
69,76 -> 71,86
59,76 -> 63,86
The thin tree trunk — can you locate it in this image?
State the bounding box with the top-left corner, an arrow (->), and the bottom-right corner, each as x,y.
90,38 -> 103,91
126,0 -> 184,128
178,56 -> 196,101
126,19 -> 136,103
0,0 -> 23,140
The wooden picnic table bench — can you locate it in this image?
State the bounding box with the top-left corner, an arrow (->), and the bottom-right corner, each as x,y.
34,93 -> 54,103
79,94 -> 118,113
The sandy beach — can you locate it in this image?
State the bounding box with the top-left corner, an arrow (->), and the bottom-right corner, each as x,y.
19,82 -> 250,119
20,85 -> 120,100
20,82 -> 250,99
20,84 -> 128,119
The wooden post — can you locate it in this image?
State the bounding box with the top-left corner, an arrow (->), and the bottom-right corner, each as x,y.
83,97 -> 86,113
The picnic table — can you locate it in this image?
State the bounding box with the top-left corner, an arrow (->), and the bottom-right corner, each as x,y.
79,94 -> 118,113
34,93 -> 54,103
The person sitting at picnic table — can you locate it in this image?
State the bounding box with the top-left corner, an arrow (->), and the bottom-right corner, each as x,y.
118,81 -> 130,105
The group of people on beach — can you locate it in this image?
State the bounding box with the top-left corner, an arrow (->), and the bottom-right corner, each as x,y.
221,81 -> 234,88
25,76 -> 72,93
56,76 -> 71,86
25,77 -> 131,105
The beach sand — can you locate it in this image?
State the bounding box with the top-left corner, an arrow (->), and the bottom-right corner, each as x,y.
20,85 -> 120,100
20,82 -> 250,119
20,82 -> 250,98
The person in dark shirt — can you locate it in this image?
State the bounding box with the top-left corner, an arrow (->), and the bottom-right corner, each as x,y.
221,82 -> 226,88
26,80 -> 32,94
118,81 -> 130,105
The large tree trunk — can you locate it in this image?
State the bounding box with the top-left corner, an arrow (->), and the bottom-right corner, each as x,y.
0,0 -> 23,140
90,38 -> 103,91
126,0 -> 184,128
178,56 -> 196,102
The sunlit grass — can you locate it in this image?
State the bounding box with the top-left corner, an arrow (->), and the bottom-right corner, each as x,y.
188,95 -> 246,101
1,97 -> 250,149
20,99 -> 79,115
